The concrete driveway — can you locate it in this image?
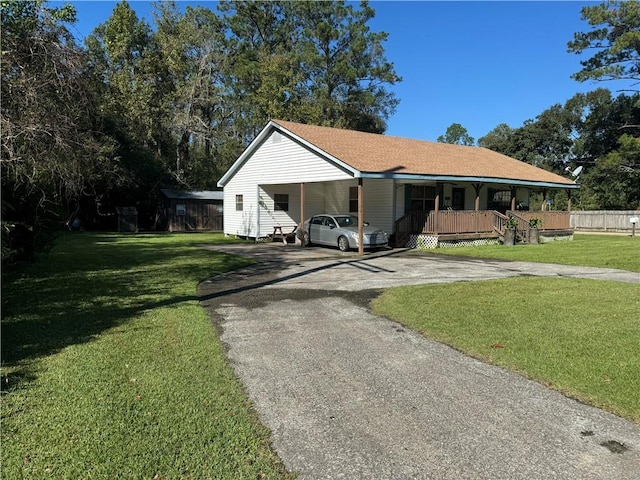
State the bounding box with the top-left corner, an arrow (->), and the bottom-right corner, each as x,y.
198,244 -> 640,479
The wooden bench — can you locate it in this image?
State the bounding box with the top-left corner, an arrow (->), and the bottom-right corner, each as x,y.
272,226 -> 297,244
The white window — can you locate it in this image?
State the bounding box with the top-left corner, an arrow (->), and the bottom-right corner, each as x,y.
235,195 -> 243,211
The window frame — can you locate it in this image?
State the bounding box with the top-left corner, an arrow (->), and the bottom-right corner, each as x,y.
274,193 -> 289,212
235,194 -> 244,211
349,186 -> 358,213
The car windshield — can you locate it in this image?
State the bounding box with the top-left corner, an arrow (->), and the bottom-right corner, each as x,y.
335,215 -> 359,227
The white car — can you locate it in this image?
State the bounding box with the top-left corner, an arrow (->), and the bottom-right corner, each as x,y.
304,214 -> 389,252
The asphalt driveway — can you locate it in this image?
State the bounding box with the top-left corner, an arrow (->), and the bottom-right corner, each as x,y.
199,244 -> 640,479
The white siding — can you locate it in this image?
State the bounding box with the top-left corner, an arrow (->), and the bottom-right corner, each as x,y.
317,179 -> 394,232
223,132 -> 353,236
222,186 -> 260,237
257,180 -> 394,236
324,181 -> 350,213
362,179 -> 395,233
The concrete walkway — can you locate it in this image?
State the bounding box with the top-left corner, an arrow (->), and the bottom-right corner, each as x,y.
198,244 -> 640,479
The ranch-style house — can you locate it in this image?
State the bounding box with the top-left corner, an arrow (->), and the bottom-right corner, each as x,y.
218,120 -> 579,251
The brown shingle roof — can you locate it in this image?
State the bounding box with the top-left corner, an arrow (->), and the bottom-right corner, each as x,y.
273,119 -> 576,186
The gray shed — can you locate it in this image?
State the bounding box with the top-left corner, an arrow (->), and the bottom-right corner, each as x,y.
160,189 -> 223,232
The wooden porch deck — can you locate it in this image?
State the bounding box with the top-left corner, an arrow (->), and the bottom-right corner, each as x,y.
395,210 -> 572,247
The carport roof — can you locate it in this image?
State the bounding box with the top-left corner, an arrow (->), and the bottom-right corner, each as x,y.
218,120 -> 579,189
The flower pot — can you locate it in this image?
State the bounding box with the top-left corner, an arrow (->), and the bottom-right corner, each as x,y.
503,228 -> 516,246
529,228 -> 540,244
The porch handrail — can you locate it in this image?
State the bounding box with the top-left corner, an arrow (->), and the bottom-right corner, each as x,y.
507,211 -> 571,230
493,211 -> 508,234
394,210 -> 427,246
396,210 -> 571,241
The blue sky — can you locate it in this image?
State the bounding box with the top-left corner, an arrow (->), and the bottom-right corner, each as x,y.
62,1 -> 632,142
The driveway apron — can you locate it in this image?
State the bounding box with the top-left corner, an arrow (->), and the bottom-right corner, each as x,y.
199,245 -> 640,479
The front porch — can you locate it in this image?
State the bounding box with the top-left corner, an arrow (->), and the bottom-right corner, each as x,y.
394,210 -> 573,249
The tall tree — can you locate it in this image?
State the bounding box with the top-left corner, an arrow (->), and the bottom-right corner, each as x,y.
219,0 -> 303,140
437,123 -> 475,146
479,90 -> 640,209
1,0 -> 120,257
477,123 -> 517,155
295,0 -> 401,133
85,0 -> 169,219
568,0 -> 640,89
85,1 -> 167,149
580,134 -> 640,208
154,1 -> 235,187
219,0 -> 400,136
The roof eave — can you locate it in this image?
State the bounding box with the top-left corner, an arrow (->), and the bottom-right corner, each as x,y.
356,172 -> 579,189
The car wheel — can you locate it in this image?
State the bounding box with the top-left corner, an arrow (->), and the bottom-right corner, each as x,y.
338,236 -> 350,252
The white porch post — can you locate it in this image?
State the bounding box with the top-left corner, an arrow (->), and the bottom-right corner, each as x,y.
358,177 -> 364,256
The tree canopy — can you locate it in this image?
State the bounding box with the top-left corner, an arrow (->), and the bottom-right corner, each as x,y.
1,0 -> 400,261
437,123 -> 475,146
568,0 -> 640,89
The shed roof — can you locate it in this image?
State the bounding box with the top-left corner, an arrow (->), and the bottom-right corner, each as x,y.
161,189 -> 223,201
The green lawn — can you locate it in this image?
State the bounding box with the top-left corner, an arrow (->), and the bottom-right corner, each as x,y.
3,232 -> 639,479
1,233 -> 292,479
430,233 -> 640,272
373,276 -> 640,423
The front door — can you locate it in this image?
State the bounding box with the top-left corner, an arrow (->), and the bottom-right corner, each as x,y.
452,188 -> 465,210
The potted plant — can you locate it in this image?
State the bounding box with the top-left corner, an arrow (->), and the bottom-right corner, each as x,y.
503,215 -> 518,246
528,217 -> 543,244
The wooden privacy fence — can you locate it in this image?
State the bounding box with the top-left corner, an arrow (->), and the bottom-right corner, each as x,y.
571,211 -> 640,231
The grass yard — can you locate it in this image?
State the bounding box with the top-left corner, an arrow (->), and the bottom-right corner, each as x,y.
1,233 -> 293,479
372,277 -> 640,423
430,233 -> 640,272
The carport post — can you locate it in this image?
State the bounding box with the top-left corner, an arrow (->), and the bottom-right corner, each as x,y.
300,182 -> 305,247
358,178 -> 364,256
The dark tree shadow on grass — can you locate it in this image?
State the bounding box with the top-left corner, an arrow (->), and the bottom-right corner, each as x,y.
1,232 -> 250,393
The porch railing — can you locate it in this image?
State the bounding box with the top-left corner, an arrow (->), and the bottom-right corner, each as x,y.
394,210 -> 572,246
506,211 -> 571,230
